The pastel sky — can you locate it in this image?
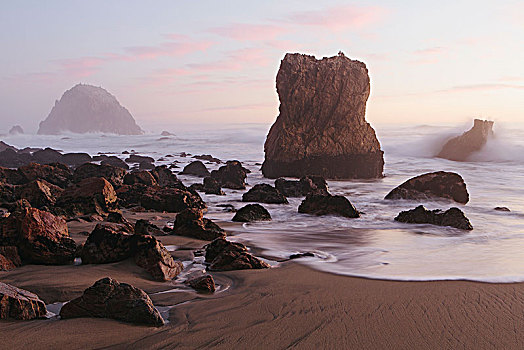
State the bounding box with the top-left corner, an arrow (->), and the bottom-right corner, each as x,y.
1,0 -> 523,133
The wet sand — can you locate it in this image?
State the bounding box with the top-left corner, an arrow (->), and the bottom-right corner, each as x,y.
2,216 -> 524,349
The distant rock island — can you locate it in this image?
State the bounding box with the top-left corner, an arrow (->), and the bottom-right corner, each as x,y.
37,84 -> 144,135
261,52 -> 384,179
8,125 -> 24,135
437,119 -> 494,161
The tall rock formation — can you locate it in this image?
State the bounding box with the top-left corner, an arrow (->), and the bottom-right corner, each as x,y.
38,84 -> 143,135
437,119 -> 494,161
261,52 -> 384,179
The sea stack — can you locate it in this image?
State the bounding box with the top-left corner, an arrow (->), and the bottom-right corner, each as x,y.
261,52 -> 384,179
38,84 -> 144,135
437,119 -> 494,161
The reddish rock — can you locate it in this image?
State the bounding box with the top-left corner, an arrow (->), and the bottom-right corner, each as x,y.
0,166 -> 25,185
298,194 -> 360,218
185,275 -> 216,293
262,52 -> 384,179
123,171 -> 158,186
0,246 -> 22,270
57,177 -> 118,217
242,184 -> 288,204
15,180 -> 63,209
385,171 -> 469,204
59,277 -> 163,326
0,208 -> 76,264
275,175 -> 329,197
73,163 -> 126,188
106,212 -> 134,232
134,235 -> 183,281
437,119 -> 494,161
204,238 -> 269,271
0,282 -> 47,320
134,219 -> 164,236
210,160 -> 248,189
172,208 -> 225,241
79,224 -> 135,264
18,162 -> 72,188
150,165 -> 181,187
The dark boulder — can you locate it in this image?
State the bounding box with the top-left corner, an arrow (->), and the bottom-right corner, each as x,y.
181,161 -> 210,177
32,148 -> 62,164
275,175 -> 329,197
0,149 -> 32,168
59,277 -> 164,326
57,177 -> 117,217
204,238 -> 270,271
18,162 -> 72,188
298,194 -> 360,218
15,180 -> 63,209
73,163 -> 126,188
210,160 -> 248,189
172,208 -> 225,241
232,204 -> 272,222
106,212 -> 134,232
193,154 -> 221,163
125,154 -> 154,164
135,219 -> 164,236
8,125 -> 24,135
261,53 -> 384,179
203,176 -> 223,195
79,224 -> 135,264
0,282 -> 47,320
61,153 -> 92,167
185,275 -> 215,293
385,171 -> 469,204
494,207 -> 510,212
0,166 -> 25,185
134,235 -> 183,281
100,156 -> 129,170
394,205 -> 473,230
123,171 -> 158,186
242,183 -> 288,204
437,119 -> 494,161
150,165 -> 181,187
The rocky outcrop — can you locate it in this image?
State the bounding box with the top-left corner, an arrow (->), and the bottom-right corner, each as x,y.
59,277 -> 164,326
210,161 -> 248,189
172,208 -> 225,241
185,275 -> 216,293
123,171 -> 158,186
298,194 -> 360,218
0,208 -> 76,264
57,177 -> 117,217
181,161 -> 210,177
73,163 -> 126,188
262,52 -> 384,179
38,84 -> 144,135
205,238 -> 270,271
437,119 -> 494,161
385,171 -> 469,204
242,184 -> 288,204
275,175 -> 329,197
134,235 -> 183,281
15,180 -> 63,209
150,166 -> 180,187
18,162 -> 72,188
232,204 -> 272,222
394,205 -> 473,230
0,282 -> 47,320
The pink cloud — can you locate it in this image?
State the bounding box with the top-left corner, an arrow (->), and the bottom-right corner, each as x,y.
209,23 -> 287,41
187,47 -> 271,73
124,40 -> 212,59
285,5 -> 389,31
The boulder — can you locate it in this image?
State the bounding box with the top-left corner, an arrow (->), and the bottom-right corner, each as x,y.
0,208 -> 76,264
57,177 -> 117,217
125,154 -> 154,164
123,171 -> 158,186
59,277 -> 163,326
298,194 -> 360,218
261,52 -> 384,179
494,207 -> 510,212
106,212 -> 134,232
172,208 -> 225,241
15,180 -> 63,209
185,275 -> 216,293
18,162 -> 72,188
61,152 -> 92,167
275,175 -> 329,197
134,235 -> 183,281
38,84 -> 144,135
204,238 -> 270,271
150,166 -> 181,187
0,282 -> 47,320
394,205 -> 473,230
8,125 -> 24,135
79,224 -> 135,264
32,148 -> 62,164
0,166 -> 25,185
117,185 -> 206,213
181,161 -> 210,177
437,119 -> 494,161
193,154 -> 221,163
385,171 -> 469,204
134,219 -> 164,236
232,204 -> 271,222
73,163 -> 126,188
0,149 -> 32,168
210,160 -> 248,189
203,176 -> 223,195
99,156 -> 129,170
242,184 -> 288,204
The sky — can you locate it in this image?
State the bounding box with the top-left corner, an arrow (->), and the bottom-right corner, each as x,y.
0,0 -> 523,133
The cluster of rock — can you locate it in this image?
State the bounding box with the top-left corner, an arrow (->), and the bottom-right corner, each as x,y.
395,205 -> 473,230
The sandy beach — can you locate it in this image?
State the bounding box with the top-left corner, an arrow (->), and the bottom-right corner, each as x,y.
2,218 -> 524,349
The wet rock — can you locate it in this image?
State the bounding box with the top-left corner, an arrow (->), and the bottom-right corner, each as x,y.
61,153 -> 92,167
18,162 -> 72,188
117,185 -> 206,213
298,194 -> 360,218
0,282 -> 47,320
437,119 -> 494,161
394,205 -> 473,230
0,141 -> 17,152
210,161 -> 248,189
275,175 -> 329,197
79,224 -> 135,264
57,177 -> 117,217
242,183 -> 288,204
232,204 -> 271,222
0,149 -> 32,168
385,171 -> 469,204
123,171 -> 158,186
262,52 -> 384,179
181,161 -> 210,177
73,163 -> 126,188
217,204 -> 236,212
106,212 -> 134,232
289,252 -> 315,260
100,156 -> 129,170
32,148 -> 63,164
8,125 -> 24,135
139,161 -> 155,170
0,208 -> 76,264
15,180 -> 63,209
193,154 -> 221,163
185,275 -> 215,293
172,208 -> 225,241
125,154 -> 154,164
0,166 -> 25,185
59,277 -> 163,326
134,219 -> 164,236
494,206 -> 510,212
38,84 -> 144,135
205,238 -> 270,271
134,235 -> 183,281
150,165 -> 181,187
203,176 -> 224,195
189,183 -> 205,192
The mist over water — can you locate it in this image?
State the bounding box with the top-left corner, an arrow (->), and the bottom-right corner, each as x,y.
4,122 -> 524,282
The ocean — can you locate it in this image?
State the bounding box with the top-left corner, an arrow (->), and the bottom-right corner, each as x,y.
4,121 -> 524,283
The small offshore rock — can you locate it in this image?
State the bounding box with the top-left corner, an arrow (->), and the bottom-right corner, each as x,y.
232,204 -> 271,222
298,194 -> 360,218
394,205 -> 473,230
